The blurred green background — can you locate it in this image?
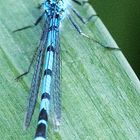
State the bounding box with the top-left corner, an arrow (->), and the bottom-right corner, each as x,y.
89,0 -> 140,79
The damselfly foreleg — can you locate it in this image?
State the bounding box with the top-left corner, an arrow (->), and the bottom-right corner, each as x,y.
14,12 -> 48,81
15,46 -> 39,80
68,15 -> 89,38
72,0 -> 88,6
68,4 -> 120,50
70,6 -> 98,24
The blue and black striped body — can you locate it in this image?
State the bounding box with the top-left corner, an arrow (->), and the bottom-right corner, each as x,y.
23,0 -> 95,139
14,0 -> 115,139
34,0 -> 66,139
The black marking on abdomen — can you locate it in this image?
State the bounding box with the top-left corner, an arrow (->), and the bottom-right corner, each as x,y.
49,25 -> 59,31
44,69 -> 52,76
35,123 -> 46,138
41,92 -> 50,100
38,108 -> 48,122
47,45 -> 55,52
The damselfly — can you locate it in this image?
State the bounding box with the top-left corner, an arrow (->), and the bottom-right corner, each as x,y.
14,0 -> 118,139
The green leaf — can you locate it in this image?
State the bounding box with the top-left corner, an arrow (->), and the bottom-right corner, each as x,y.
0,0 -> 140,140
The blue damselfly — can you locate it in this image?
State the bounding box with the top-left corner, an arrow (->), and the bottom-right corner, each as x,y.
13,0 -> 119,139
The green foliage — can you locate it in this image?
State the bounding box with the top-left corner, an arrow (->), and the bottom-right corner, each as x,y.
0,0 -> 140,140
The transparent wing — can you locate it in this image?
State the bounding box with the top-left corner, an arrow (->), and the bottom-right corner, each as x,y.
24,22 -> 49,129
50,27 -> 62,131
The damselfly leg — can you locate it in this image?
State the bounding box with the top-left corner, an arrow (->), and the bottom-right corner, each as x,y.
13,12 -> 45,32
68,15 -> 89,38
70,6 -> 98,24
72,0 -> 88,6
15,46 -> 39,80
14,11 -> 48,81
70,0 -> 120,50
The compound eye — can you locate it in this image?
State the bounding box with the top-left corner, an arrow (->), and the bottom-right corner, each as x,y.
44,1 -> 49,6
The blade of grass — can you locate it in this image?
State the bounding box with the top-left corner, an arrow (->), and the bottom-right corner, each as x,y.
0,0 -> 140,140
